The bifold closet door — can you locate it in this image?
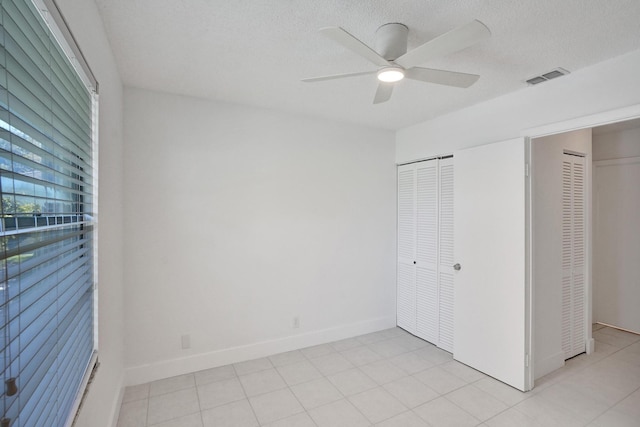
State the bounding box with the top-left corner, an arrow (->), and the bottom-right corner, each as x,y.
437,158 -> 455,353
397,164 -> 417,334
561,154 -> 586,359
415,161 -> 439,344
397,159 -> 453,351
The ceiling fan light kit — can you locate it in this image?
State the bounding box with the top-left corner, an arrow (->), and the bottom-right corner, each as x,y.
303,20 -> 491,104
377,67 -> 405,83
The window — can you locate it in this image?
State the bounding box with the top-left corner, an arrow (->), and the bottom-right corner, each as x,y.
0,0 -> 98,425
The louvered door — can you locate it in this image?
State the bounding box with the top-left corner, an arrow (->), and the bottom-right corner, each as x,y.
397,158 -> 454,352
561,154 -> 586,360
397,164 -> 417,333
415,161 -> 439,343
438,158 -> 455,353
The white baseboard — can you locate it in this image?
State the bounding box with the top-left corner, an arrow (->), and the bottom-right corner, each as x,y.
534,351 -> 565,380
109,375 -> 125,427
124,315 -> 396,386
587,337 -> 595,354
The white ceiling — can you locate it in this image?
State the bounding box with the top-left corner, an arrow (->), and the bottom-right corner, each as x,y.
94,0 -> 640,130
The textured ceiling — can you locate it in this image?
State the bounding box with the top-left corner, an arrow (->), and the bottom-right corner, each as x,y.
94,0 -> 640,130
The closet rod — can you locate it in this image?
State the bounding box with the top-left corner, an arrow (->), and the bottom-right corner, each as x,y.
397,154 -> 453,166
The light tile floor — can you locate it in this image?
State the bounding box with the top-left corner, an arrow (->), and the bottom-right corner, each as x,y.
117,324 -> 640,426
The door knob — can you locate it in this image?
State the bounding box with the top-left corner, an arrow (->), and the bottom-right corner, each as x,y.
453,263 -> 461,271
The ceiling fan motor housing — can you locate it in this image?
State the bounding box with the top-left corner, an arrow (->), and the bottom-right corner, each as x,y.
375,23 -> 408,61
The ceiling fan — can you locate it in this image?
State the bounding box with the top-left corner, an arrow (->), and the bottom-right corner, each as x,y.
302,20 -> 491,104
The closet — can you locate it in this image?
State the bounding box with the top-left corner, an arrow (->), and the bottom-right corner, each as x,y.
397,157 -> 454,352
561,153 -> 586,359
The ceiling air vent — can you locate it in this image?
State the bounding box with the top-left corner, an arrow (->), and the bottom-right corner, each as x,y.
525,68 -> 570,85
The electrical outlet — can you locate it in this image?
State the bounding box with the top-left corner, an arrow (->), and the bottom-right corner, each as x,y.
292,316 -> 300,329
181,334 -> 191,350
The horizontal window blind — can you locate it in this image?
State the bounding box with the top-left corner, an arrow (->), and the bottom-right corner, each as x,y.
0,0 -> 96,426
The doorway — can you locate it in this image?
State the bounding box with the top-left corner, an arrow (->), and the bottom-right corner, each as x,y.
530,115 -> 640,382
531,129 -> 592,380
592,119 -> 640,335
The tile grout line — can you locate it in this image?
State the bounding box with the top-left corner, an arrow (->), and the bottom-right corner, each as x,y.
144,385 -> 150,427
438,390 -> 484,425
589,382 -> 640,425
147,377 -> 201,426
235,367 -> 264,427
193,375 -> 205,427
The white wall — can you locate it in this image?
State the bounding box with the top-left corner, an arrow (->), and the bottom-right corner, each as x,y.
593,126 -> 640,333
397,49 -> 640,162
532,129 -> 592,379
593,126 -> 640,160
123,88 -> 396,384
56,0 -> 125,426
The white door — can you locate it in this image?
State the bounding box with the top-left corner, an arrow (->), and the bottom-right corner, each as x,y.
398,159 -> 455,352
453,138 -> 531,392
397,164 -> 417,334
561,154 -> 586,359
437,158 -> 455,353
415,160 -> 440,343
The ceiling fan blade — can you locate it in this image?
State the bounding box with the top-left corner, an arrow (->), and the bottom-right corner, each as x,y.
405,67 -> 480,88
320,27 -> 391,67
395,20 -> 490,69
302,70 -> 376,83
373,83 -> 394,104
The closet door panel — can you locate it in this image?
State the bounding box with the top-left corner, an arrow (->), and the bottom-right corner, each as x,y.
438,158 -> 455,353
397,158 -> 456,351
398,166 -> 416,262
397,165 -> 417,333
561,159 -> 573,358
416,163 -> 438,268
572,158 -> 586,355
398,263 -> 417,332
416,162 -> 439,342
416,269 -> 438,342
438,272 -> 455,352
572,272 -> 585,355
561,155 -> 586,360
439,160 -> 455,267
